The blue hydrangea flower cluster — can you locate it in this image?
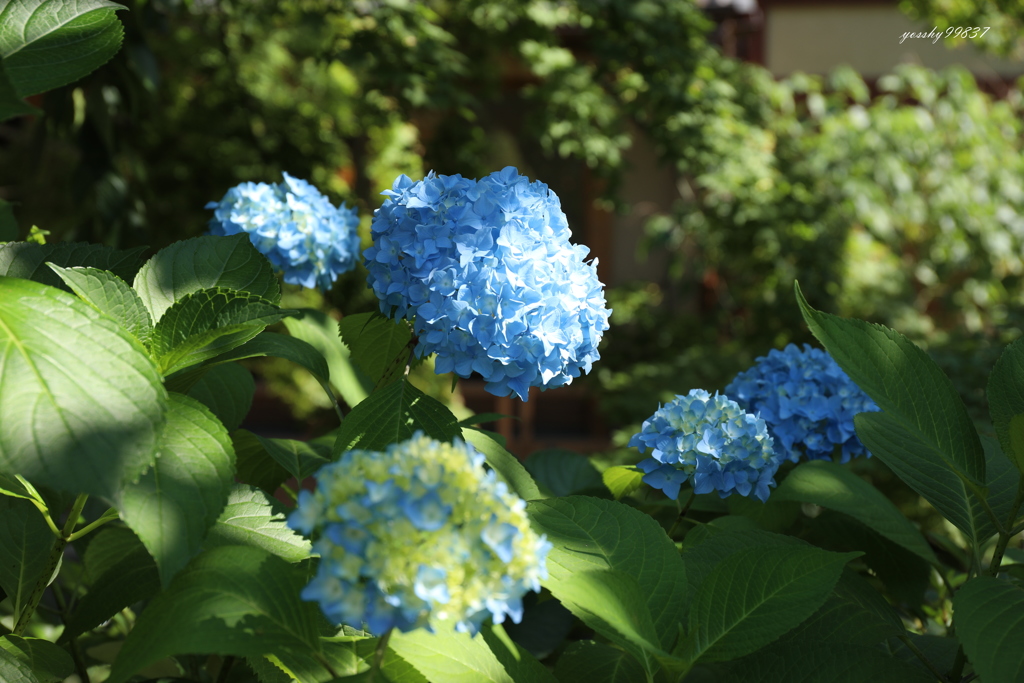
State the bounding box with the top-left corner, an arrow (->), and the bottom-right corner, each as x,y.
206,173 -> 361,290
288,433 -> 550,636
629,389 -> 781,502
724,344 -> 880,464
363,167 -> 611,401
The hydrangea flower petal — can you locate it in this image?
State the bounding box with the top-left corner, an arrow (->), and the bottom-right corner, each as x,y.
207,173 -> 361,290
630,389 -> 781,502
288,433 -> 549,636
364,167 -> 611,400
725,344 -> 880,463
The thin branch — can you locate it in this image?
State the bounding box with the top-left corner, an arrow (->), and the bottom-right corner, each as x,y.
51,582 -> 89,683
13,495 -> 87,634
215,655 -> 235,683
67,508 -> 119,542
898,634 -> 950,683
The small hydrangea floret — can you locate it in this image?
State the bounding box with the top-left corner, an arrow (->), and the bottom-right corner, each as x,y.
363,167 -> 611,400
629,389 -> 781,502
207,173 -> 361,290
288,433 -> 550,635
725,344 -> 879,463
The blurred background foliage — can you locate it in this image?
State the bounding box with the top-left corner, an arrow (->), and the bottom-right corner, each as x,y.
1,0 -> 1023,438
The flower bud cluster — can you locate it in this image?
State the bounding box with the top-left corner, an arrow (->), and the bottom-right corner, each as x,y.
364,167 -> 611,400
629,389 -> 781,502
725,344 -> 879,463
289,433 -> 550,635
207,173 -> 360,290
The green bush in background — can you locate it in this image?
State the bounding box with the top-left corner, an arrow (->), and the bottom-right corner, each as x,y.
2,0 -> 1022,433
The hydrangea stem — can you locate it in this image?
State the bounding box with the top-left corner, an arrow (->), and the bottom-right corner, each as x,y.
667,489 -> 697,539
986,478 -> 1024,577
373,628 -> 393,678
51,581 -> 90,683
947,644 -> 967,682
898,634 -> 951,683
67,507 -> 119,542
13,494 -> 88,635
215,655 -> 235,683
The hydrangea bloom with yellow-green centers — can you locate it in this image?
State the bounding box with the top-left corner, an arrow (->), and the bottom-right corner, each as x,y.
288,432 -> 550,635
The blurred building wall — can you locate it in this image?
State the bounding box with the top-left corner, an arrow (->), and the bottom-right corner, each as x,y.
762,2 -> 1023,79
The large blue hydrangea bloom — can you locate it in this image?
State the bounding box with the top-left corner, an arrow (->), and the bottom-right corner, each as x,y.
629,389 -> 781,502
288,433 -> 550,636
207,173 -> 361,290
725,344 -> 879,463
363,167 -> 611,401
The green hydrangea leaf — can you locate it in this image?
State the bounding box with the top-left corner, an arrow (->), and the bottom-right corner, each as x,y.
0,241 -> 147,292
680,545 -> 859,664
553,640 -> 647,683
524,449 -> 603,497
463,428 -> 544,502
0,497 -> 53,627
0,0 -> 126,97
62,526 -> 159,640
0,636 -> 73,683
528,496 -> 687,651
988,337 -> 1024,473
795,283 -> 985,488
284,309 -> 372,409
724,642 -> 936,682
133,234 -> 280,323
119,393 -> 235,587
333,378 -> 462,455
150,287 -> 291,376
0,276 -> 166,500
202,484 -> 311,563
106,546 -> 324,683
48,264 -> 153,345
773,459 -> 937,565
235,429 -> 331,482
186,362 -> 254,432
953,576 -> 1024,682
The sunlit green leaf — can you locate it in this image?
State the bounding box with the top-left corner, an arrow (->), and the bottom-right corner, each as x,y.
528,496 -> 686,650
150,287 -> 290,376
796,283 -> 985,487
0,0 -> 126,96
48,265 -> 154,345
203,484 -> 311,562
133,234 -> 280,322
0,276 -> 166,500
119,393 -> 235,586
463,429 -> 544,502
284,309 -> 372,409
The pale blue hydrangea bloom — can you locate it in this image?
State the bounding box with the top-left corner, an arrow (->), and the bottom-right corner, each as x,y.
206,173 -> 361,290
288,433 -> 550,636
363,167 -> 612,401
725,344 -> 879,464
629,389 -> 781,502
